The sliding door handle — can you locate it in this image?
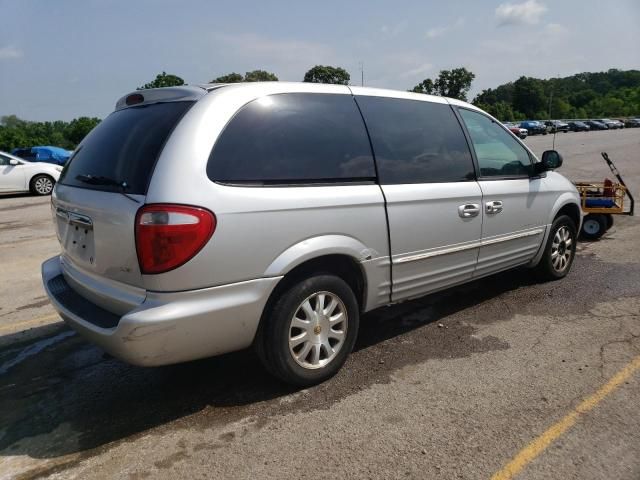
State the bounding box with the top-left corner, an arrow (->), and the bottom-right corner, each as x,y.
486,201 -> 503,214
458,204 -> 480,218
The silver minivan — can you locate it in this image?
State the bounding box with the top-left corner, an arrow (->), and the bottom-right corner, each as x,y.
42,82 -> 581,385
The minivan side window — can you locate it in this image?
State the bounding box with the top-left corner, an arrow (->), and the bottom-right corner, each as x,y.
355,96 -> 475,184
207,93 -> 376,184
459,108 -> 532,178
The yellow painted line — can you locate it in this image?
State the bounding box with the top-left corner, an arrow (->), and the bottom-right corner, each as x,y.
491,354 -> 640,480
0,313 -> 61,334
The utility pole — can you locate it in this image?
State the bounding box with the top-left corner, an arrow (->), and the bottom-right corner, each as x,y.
358,62 -> 364,86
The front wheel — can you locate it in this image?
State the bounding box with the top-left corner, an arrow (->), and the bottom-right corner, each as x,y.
30,175 -> 55,196
255,275 -> 359,386
533,215 -> 577,281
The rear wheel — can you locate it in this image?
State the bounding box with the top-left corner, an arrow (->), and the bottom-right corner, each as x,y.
255,274 -> 359,386
581,214 -> 607,240
533,215 -> 577,281
30,175 -> 54,196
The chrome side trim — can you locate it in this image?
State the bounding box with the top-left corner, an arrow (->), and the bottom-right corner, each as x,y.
480,227 -> 544,247
395,241 -> 481,264
394,227 -> 545,264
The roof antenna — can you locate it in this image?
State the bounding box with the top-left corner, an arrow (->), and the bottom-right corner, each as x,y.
548,76 -> 557,150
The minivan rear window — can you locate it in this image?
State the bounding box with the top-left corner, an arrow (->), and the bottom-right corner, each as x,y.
59,101 -> 193,195
207,93 -> 376,184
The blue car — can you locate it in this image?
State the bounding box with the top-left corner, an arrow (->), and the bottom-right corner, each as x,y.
518,121 -> 548,136
11,146 -> 72,166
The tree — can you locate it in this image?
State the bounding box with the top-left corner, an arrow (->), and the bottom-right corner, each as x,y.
513,76 -> 546,119
211,72 -> 244,83
0,115 -> 103,151
303,65 -> 350,85
411,78 -> 436,95
474,101 -> 518,121
211,70 -> 278,83
244,70 -> 278,82
138,71 -> 185,90
411,67 -> 475,101
65,117 -> 101,145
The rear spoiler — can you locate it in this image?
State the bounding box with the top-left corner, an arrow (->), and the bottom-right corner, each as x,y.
114,85 -> 208,111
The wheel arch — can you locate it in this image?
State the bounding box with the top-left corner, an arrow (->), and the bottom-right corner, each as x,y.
530,198 -> 582,268
28,172 -> 56,190
549,193 -> 582,230
554,202 -> 581,230
263,235 -> 375,312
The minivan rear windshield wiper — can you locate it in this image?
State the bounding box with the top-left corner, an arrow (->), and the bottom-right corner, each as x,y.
75,174 -> 140,203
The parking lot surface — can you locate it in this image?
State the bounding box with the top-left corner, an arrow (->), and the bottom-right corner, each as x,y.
0,129 -> 638,479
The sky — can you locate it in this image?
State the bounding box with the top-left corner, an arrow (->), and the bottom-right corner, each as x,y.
1,0 -> 639,121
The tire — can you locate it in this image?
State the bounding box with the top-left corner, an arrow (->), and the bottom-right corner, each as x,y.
580,213 -> 607,240
605,214 -> 614,231
533,215 -> 577,281
29,175 -> 55,196
255,274 -> 359,387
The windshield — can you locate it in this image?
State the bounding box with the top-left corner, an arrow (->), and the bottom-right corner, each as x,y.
59,101 -> 193,194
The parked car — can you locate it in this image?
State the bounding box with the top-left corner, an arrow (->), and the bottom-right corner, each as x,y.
595,119 -> 620,130
42,83 -> 582,386
624,118 -> 640,128
567,121 -> 590,132
0,151 -> 62,195
610,119 -> 625,129
585,120 -> 608,130
11,146 -> 72,166
502,122 -> 528,139
519,120 -> 547,135
544,120 -> 569,133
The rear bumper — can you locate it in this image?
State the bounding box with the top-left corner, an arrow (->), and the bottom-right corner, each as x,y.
42,256 -> 282,366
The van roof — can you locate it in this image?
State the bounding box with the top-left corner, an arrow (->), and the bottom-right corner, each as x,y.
115,81 -> 480,113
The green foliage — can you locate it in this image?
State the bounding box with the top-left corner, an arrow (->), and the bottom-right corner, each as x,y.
303,65 -> 350,85
411,67 -> 475,101
138,71 -> 185,90
513,76 -> 546,118
244,70 -> 278,82
411,78 -> 436,95
473,69 -> 640,120
0,115 -> 100,152
211,72 -> 244,83
65,117 -> 101,145
474,101 -> 524,122
211,70 -> 278,83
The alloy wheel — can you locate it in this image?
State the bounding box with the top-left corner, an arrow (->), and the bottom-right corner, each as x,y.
288,291 -> 347,369
551,225 -> 573,272
35,177 -> 53,195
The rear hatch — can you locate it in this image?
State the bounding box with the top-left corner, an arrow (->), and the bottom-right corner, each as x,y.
53,97 -> 196,292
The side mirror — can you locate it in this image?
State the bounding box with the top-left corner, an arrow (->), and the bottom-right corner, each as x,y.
535,150 -> 563,174
9,159 -> 19,166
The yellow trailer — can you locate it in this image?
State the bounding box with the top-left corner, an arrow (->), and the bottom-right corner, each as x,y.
573,152 -> 635,239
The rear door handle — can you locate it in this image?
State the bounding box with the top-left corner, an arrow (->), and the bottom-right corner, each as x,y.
486,201 -> 503,214
458,203 -> 480,218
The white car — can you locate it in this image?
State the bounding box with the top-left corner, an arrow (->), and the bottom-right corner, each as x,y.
0,151 -> 62,195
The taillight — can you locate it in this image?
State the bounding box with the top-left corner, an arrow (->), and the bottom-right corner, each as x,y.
135,204 -> 216,274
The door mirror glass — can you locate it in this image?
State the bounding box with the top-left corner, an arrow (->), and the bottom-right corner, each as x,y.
540,150 -> 563,170
9,159 -> 19,166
